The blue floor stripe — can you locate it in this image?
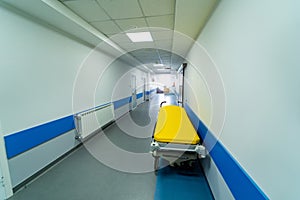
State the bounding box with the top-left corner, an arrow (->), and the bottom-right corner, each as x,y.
154,160 -> 213,200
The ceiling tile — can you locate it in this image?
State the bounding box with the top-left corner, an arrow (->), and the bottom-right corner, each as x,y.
64,0 -> 110,22
172,34 -> 194,57
174,0 -> 219,40
97,0 -> 143,19
146,15 -> 174,30
124,27 -> 150,34
162,57 -> 171,62
134,42 -> 155,49
108,34 -> 132,43
118,43 -> 136,52
149,27 -> 172,32
91,20 -> 122,35
158,50 -> 172,57
115,18 -> 148,31
139,0 -> 175,16
161,55 -> 171,60
155,40 -> 172,51
151,31 -> 173,41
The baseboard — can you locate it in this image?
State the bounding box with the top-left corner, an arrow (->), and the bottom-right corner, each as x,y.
13,143 -> 82,193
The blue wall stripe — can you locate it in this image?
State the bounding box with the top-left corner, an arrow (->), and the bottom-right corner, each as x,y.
4,115 -> 75,159
5,96 -> 135,159
146,89 -> 156,95
184,104 -> 268,200
113,96 -> 131,109
136,92 -> 143,99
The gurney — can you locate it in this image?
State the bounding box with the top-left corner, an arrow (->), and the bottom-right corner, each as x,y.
150,103 -> 206,174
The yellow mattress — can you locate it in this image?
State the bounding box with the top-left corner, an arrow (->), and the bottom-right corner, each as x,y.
154,105 -> 200,144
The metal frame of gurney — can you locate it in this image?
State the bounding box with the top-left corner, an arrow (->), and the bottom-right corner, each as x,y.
150,102 -> 206,174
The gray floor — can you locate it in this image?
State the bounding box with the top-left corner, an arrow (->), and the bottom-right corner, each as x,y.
9,94 -> 173,200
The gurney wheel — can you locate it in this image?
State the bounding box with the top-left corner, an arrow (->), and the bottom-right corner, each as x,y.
154,156 -> 159,175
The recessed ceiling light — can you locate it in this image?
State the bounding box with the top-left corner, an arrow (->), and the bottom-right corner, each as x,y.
157,68 -> 169,71
126,32 -> 153,42
153,64 -> 164,67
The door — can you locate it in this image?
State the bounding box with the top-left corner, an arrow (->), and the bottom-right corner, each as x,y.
143,78 -> 146,101
131,75 -> 137,110
182,63 -> 187,106
178,63 -> 187,107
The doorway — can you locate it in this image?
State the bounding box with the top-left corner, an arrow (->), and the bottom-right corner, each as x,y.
178,63 -> 187,106
143,78 -> 146,101
131,75 -> 137,110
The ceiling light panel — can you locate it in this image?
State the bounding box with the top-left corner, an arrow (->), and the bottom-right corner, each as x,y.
126,32 -> 153,42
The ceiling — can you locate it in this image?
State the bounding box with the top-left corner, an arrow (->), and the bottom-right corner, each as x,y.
2,0 -> 219,74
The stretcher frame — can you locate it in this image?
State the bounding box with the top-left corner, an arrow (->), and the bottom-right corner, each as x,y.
150,101 -> 206,174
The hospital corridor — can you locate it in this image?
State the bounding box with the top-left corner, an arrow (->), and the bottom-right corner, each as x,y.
0,0 -> 299,200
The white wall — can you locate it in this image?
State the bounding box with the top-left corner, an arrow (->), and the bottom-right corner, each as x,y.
0,4 -> 147,136
107,67 -> 146,102
186,0 -> 300,199
0,7 -> 82,135
184,65 -> 212,125
153,74 -> 176,89
0,4 -> 146,190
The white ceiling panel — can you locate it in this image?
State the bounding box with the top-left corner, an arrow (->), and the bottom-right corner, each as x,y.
146,15 -> 174,30
125,27 -> 150,33
115,18 -> 148,31
12,0 -> 219,74
64,0 -> 110,22
174,0 -> 219,40
108,34 -> 132,43
120,43 -> 137,52
149,27 -> 173,32
151,31 -> 174,41
158,50 -> 172,56
155,40 -> 172,51
139,0 -> 175,16
91,21 -> 122,35
134,42 -> 156,49
97,0 -> 143,19
162,55 -> 173,61
172,41 -> 193,58
3,0 -> 103,46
